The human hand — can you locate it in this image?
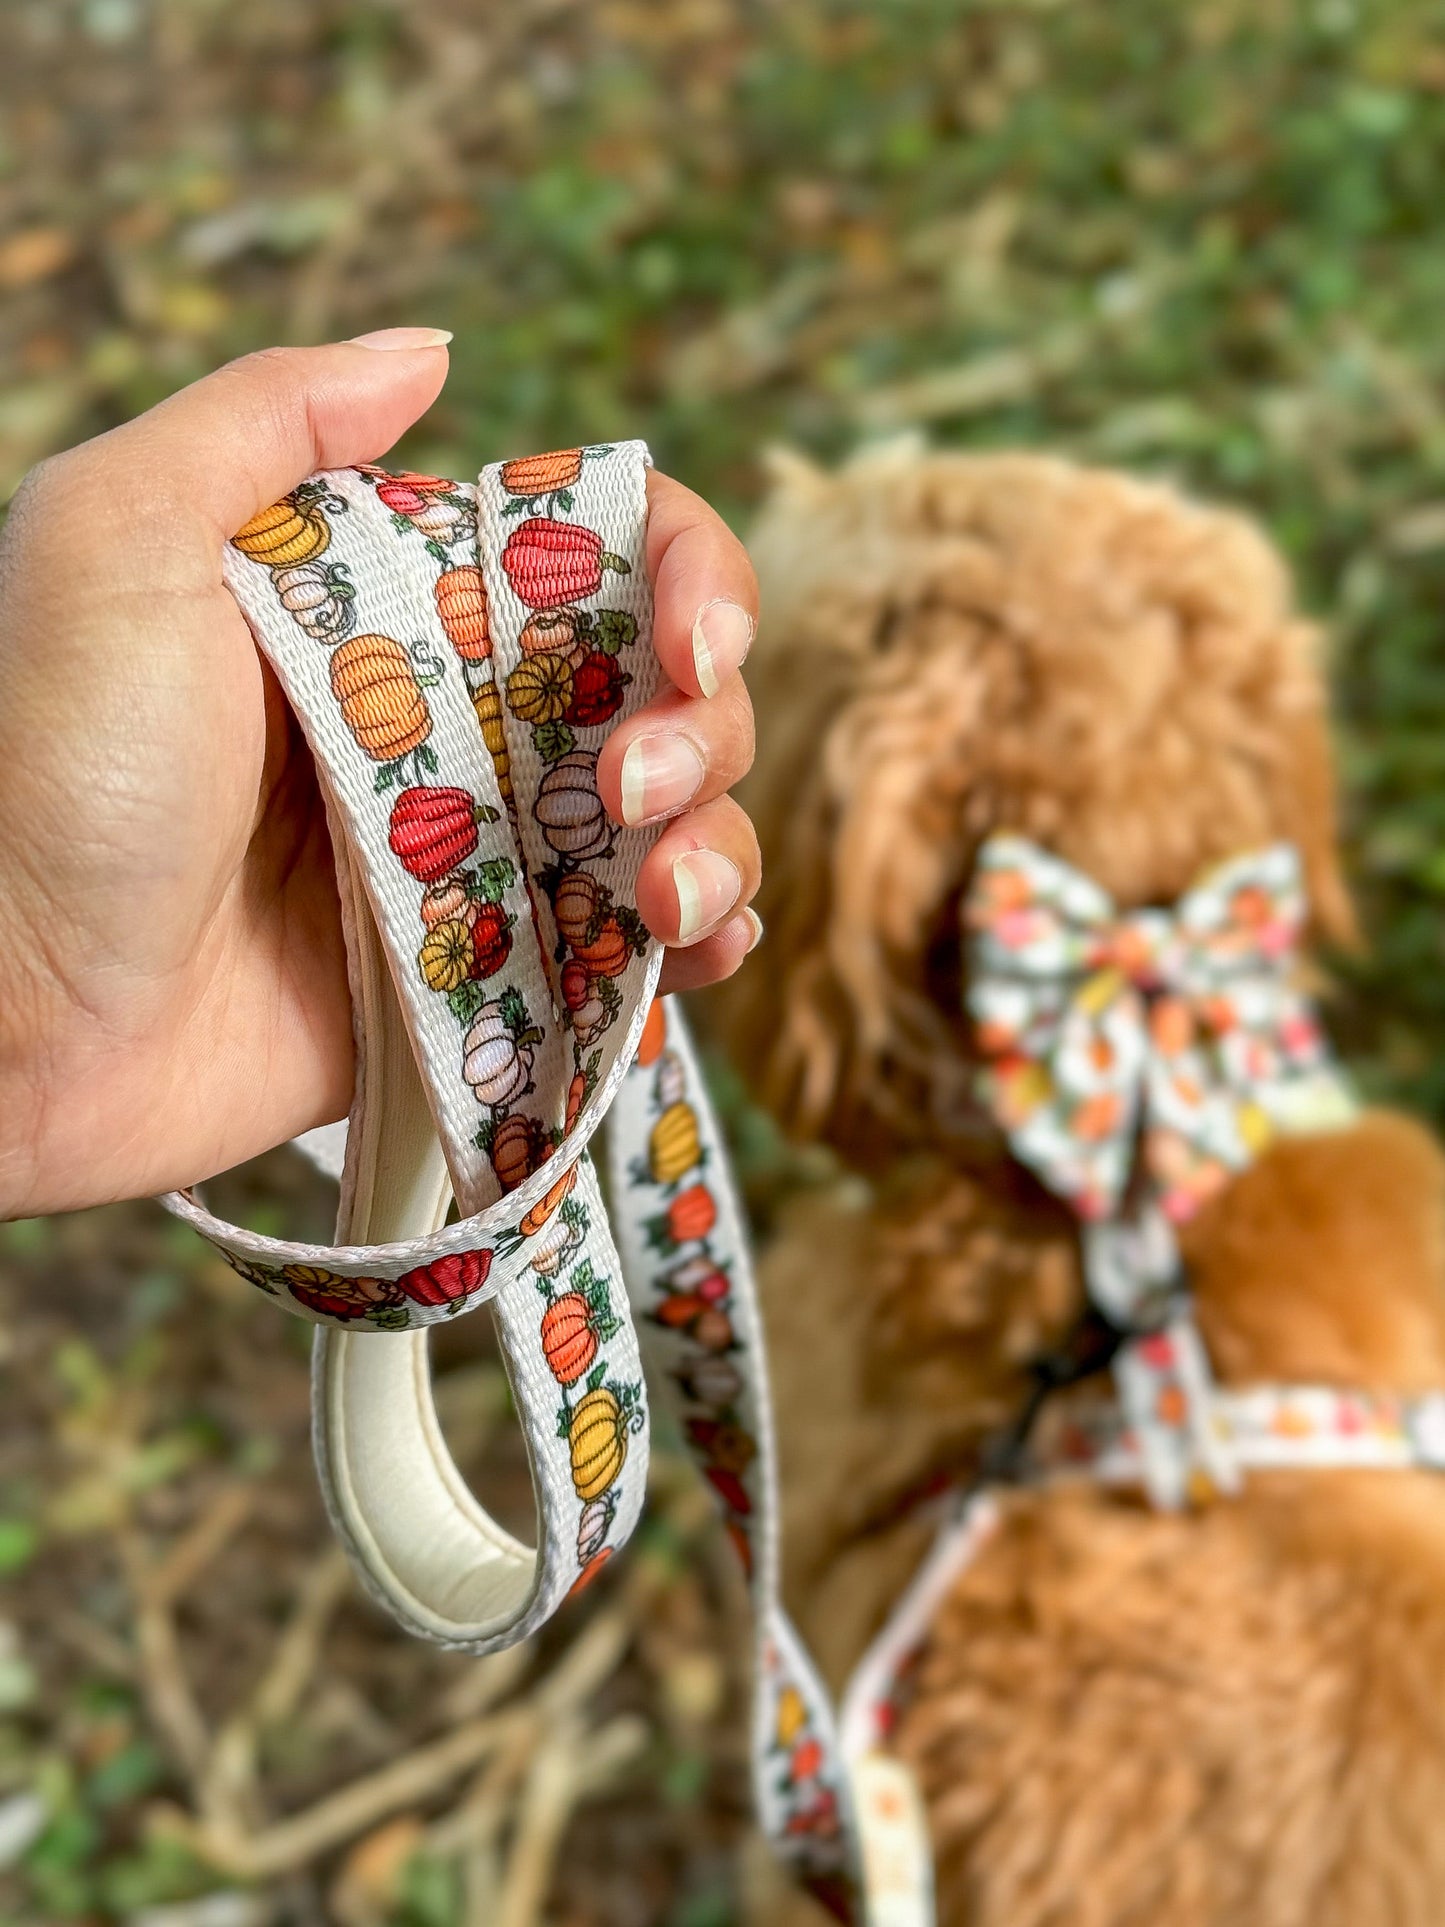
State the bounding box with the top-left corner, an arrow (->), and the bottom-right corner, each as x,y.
0,330 -> 760,1216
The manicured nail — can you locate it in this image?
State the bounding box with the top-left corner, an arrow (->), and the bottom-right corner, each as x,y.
741,907 -> 764,953
674,850 -> 742,943
691,598 -> 755,698
619,734 -> 705,826
347,326 -> 453,351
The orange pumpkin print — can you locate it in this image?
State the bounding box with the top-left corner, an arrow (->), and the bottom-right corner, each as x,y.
491,1113 -> 547,1193
554,870 -> 603,948
329,633 -> 431,762
540,1291 -> 599,1384
668,1183 -> 717,1244
1150,997 -> 1194,1057
1072,1092 -> 1122,1142
435,566 -> 489,661
500,448 -> 584,498
1155,1384 -> 1187,1427
573,915 -> 630,978
520,1167 -> 577,1239
637,999 -> 667,1067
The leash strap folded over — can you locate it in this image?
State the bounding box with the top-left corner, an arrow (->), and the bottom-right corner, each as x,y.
158,444 -> 864,1910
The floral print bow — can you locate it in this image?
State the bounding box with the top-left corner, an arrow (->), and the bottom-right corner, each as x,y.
965,836 -> 1352,1228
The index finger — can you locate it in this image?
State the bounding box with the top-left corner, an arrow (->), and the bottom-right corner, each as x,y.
646,469 -> 758,700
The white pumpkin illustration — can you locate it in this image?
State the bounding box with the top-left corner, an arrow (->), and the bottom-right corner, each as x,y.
463,1002 -> 534,1107
411,496 -> 471,542
577,1493 -> 614,1564
571,990 -> 610,1047
678,1354 -> 744,1414
655,1049 -> 686,1109
534,750 -> 612,860
272,560 -> 354,641
529,1209 -> 582,1277
666,1253 -> 721,1295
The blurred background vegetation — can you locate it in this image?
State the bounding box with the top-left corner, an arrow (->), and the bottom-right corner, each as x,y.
2,1 -> 1445,1921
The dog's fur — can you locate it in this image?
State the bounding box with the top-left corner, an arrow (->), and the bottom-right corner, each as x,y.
717,447 -> 1445,1921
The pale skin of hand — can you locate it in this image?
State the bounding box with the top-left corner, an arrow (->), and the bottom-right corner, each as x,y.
0,332 -> 761,1218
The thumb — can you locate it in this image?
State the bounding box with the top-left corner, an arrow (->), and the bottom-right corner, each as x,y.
91,328 -> 453,543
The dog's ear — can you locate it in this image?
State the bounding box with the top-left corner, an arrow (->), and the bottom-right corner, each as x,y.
710,570 -> 1009,1162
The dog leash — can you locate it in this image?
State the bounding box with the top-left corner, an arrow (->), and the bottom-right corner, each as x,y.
158,443 -> 867,1915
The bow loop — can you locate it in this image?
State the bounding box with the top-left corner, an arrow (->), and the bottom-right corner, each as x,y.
965,836 -> 1350,1226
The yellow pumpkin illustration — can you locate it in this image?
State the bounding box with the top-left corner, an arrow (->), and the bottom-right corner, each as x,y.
649,1101 -> 701,1186
233,495 -> 331,567
418,918 -> 475,993
569,1386 -> 628,1501
775,1685 -> 807,1748
506,651 -> 575,724
472,678 -> 514,806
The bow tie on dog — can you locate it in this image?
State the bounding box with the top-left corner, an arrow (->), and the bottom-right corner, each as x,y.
965,835 -> 1351,1230
964,835 -> 1356,1505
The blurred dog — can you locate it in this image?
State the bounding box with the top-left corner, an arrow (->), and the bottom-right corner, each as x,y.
713,447 -> 1445,1921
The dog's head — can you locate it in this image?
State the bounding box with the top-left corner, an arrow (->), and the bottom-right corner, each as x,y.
720,443 -> 1353,1169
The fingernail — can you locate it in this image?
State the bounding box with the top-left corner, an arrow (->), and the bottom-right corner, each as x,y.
674,850 -> 742,943
741,907 -> 764,953
692,598 -> 755,698
619,734 -> 705,827
347,326 -> 454,351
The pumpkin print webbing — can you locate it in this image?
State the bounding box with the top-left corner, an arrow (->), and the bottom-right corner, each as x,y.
217,442 -> 661,1625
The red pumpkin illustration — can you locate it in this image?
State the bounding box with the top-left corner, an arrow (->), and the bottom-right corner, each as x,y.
564,651 -> 628,727
375,472 -> 454,514
561,958 -> 592,1011
568,1546 -> 613,1598
540,1291 -> 600,1385
686,1418 -> 756,1476
389,787 -> 484,883
396,1248 -> 492,1307
703,1464 -> 752,1516
501,518 -> 628,610
468,901 -> 513,980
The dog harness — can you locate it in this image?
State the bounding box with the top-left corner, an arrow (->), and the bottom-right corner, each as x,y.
158,443 -> 867,1919
830,833 -> 1421,1926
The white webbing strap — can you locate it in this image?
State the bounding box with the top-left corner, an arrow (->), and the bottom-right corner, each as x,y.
609,1004 -> 858,1904
158,444 -> 867,1913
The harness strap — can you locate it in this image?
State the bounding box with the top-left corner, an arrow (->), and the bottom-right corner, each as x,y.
159,444 -> 866,1913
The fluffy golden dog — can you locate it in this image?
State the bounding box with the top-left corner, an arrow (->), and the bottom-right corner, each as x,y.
715,447 -> 1445,1921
